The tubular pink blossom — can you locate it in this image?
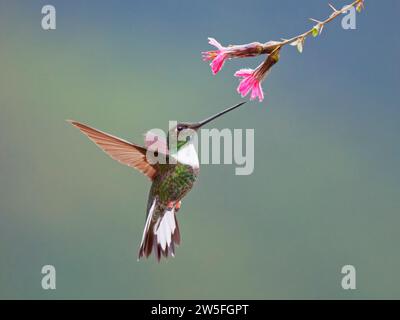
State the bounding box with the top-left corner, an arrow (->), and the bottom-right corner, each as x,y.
235,69 -> 265,102
202,37 -> 228,75
234,49 -> 280,102
202,37 -> 270,75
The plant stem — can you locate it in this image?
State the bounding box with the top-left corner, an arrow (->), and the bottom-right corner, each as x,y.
278,0 -> 364,47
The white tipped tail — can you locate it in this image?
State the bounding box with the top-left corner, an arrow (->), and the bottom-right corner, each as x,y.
138,200 -> 181,261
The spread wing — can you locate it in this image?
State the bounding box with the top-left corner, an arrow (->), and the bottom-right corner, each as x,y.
68,120 -> 163,180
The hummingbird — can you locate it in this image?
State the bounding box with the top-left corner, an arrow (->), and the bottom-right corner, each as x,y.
67,101 -> 246,261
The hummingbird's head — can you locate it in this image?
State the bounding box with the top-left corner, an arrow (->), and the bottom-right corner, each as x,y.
168,122 -> 198,151
168,101 -> 247,151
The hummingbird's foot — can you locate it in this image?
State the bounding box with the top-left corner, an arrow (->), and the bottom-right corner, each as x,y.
175,201 -> 182,213
167,201 -> 175,210
166,201 -> 181,212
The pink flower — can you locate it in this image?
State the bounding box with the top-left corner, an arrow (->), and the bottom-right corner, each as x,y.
202,38 -> 228,75
202,38 -> 272,75
234,69 -> 265,102
234,49 -> 281,102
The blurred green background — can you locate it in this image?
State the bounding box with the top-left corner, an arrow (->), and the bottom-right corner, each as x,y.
0,0 -> 399,299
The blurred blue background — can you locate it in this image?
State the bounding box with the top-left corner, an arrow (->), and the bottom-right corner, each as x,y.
0,0 -> 399,299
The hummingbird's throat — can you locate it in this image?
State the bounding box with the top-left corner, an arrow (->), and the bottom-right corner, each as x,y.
177,140 -> 188,150
171,142 -> 199,168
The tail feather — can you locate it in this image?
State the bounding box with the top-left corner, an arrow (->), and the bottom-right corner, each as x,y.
138,200 -> 181,262
172,215 -> 181,245
138,199 -> 156,258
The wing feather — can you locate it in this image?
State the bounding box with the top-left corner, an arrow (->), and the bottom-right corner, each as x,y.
68,120 -> 160,180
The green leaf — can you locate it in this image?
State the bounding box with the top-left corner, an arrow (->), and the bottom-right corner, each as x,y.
312,27 -> 319,37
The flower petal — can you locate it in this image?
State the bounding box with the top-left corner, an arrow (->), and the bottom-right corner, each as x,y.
208,37 -> 224,50
210,53 -> 227,75
237,77 -> 253,97
256,83 -> 264,102
234,68 -> 253,77
250,84 -> 258,100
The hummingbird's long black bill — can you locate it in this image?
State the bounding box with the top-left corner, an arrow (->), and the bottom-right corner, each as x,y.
189,101 -> 247,130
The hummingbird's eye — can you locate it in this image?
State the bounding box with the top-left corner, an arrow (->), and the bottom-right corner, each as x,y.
177,125 -> 184,132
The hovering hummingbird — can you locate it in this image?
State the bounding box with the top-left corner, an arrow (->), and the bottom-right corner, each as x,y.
67,101 -> 246,261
